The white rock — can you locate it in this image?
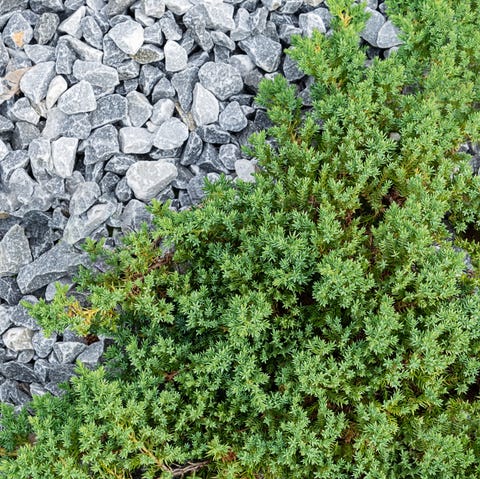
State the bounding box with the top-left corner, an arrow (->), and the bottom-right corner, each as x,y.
51,137 -> 78,178
0,225 -> 32,276
108,20 -> 144,55
57,80 -> 97,114
119,127 -> 153,154
58,6 -> 86,37
164,40 -> 188,72
191,83 -> 219,126
153,117 -> 189,149
142,0 -> 165,17
151,98 -> 175,125
3,327 -> 34,351
45,75 -> 68,109
164,0 -> 192,15
235,159 -> 256,183
126,160 -> 178,201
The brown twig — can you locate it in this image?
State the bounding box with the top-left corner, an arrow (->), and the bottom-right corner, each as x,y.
164,459 -> 211,477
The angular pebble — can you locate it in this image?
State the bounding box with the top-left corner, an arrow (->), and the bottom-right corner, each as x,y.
298,11 -> 326,37
151,98 -> 175,125
45,75 -> 68,109
191,83 -> 219,126
58,6 -> 86,38
164,40 -> 188,72
361,8 -> 386,47
171,67 -> 199,112
198,62 -> 243,100
126,160 -> 178,201
84,125 -> 119,164
2,327 -> 34,351
58,80 -> 97,114
219,101 -> 248,132
119,127 -> 153,154
109,19 -> 144,55
51,137 -> 78,178
204,1 -> 235,32
19,61 -> 56,104
53,342 -> 86,363
34,13 -> 60,45
76,340 -> 104,365
153,118 -> 189,150
90,94 -> 128,128
126,91 -> 152,127
239,35 -> 283,73
377,20 -> 402,48
72,60 -> 120,88
69,182 -> 101,216
3,12 -> 33,49
32,330 -> 57,358
0,225 -> 32,276
235,159 -> 256,182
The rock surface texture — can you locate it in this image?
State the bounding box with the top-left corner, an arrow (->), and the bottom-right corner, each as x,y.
0,0 -> 455,408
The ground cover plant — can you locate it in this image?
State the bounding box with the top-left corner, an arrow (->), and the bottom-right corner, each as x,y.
1,0 -> 480,477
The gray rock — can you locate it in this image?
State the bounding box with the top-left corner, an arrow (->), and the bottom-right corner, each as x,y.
17,349 -> 35,363
153,118 -> 189,150
164,0 -> 192,15
151,77 -> 176,102
219,101 -> 248,132
33,12 -> 60,45
262,0 -> 283,10
24,44 -> 56,63
1,362 -> 37,382
12,122 -> 41,150
57,5 -> 85,37
32,330 -> 57,358
142,0 -> 165,18
69,182 -> 101,216
2,327 -> 34,351
126,160 -> 178,201
377,20 -> 402,48
53,341 -> 86,363
119,127 -> 153,154
197,144 -> 228,174
235,159 -> 256,182
21,211 -> 56,259
19,61 -> 56,104
109,20 -> 144,55
76,340 -> 104,365
72,60 -> 120,88
239,34 -> 283,73
63,201 -> 118,244
250,7 -> 269,34
105,154 -> 137,175
0,0 -> 28,15
198,62 -> 243,100
361,8 -> 385,47
187,173 -> 219,203
3,12 -> 33,49
231,7 -> 251,41
0,379 -> 31,405
115,177 -> 133,202
90,94 -> 128,128
16,242 -> 90,294
8,168 -> 35,205
180,131 -> 203,166
47,364 -> 76,384
30,383 -> 48,397
164,40 -> 188,72
191,83 -> 219,126
105,0 -> 137,16
0,225 -> 32,276
283,54 -> 304,82
0,150 -> 29,181
159,11 -> 183,41
0,278 -> 22,305
9,97 -> 40,124
126,91 -> 152,127
151,98 -> 175,125
55,38 -> 76,74
219,143 -> 241,170
84,124 -> 119,164
197,125 -> 231,144
121,199 -> 154,232
0,115 -> 14,133
0,305 -> 13,334
65,35 -> 104,62
42,108 -> 92,140
100,172 -> 120,194
58,80 -> 97,114
203,1 -> 235,31
45,75 -> 68,109
298,11 -> 326,37
171,67 -> 199,112
228,55 -> 256,79
51,137 -> 78,178
81,16 -> 104,49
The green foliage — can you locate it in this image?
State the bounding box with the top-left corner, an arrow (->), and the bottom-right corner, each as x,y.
2,0 -> 480,477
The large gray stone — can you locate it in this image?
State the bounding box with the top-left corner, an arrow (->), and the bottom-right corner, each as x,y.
58,5 -> 86,38
377,20 -> 402,48
171,67 -> 199,112
203,1 -> 235,31
2,327 -> 34,351
53,342 -> 86,363
0,305 -> 13,335
34,12 -> 60,45
191,83 -> 219,126
219,101 -> 248,132
164,40 -> 188,72
51,137 -> 78,178
72,60 -> 120,88
19,61 -> 56,104
90,94 -> 128,129
77,340 -> 104,366
58,80 -> 97,114
45,75 -> 68,109
239,35 -> 283,73
3,12 -> 33,49
1,362 -> 37,383
198,62 -> 243,100
153,118 -> 189,150
42,108 -> 92,140
360,8 -> 386,47
16,242 -> 90,294
126,91 -> 152,127
298,11 -> 326,37
32,330 -> 57,358
0,0 -> 28,15
0,225 -> 32,276
126,160 -> 178,201
69,182 -> 101,216
108,20 -> 144,55
84,125 -> 119,164
119,127 -> 153,154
